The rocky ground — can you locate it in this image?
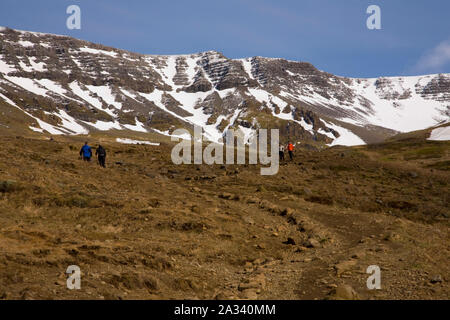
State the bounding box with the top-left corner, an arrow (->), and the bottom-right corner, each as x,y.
0,133 -> 448,300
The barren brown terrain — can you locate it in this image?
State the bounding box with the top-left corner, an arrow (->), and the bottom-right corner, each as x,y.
0,133 -> 448,300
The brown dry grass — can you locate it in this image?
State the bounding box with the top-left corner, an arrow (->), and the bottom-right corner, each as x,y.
0,134 -> 448,300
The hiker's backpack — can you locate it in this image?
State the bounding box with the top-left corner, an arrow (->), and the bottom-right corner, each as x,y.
98,147 -> 106,157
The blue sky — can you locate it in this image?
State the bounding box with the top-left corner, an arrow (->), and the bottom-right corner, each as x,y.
1,0 -> 449,78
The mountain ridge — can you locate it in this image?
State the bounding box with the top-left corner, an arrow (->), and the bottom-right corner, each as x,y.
0,26 -> 449,146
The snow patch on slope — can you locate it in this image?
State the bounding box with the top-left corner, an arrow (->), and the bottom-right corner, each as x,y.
4,76 -> 48,97
84,120 -> 122,131
116,138 -> 159,145
428,126 -> 450,141
18,57 -> 47,72
0,56 -> 16,74
152,128 -> 192,141
240,58 -> 254,80
18,40 -> 34,47
86,85 -> 122,110
346,75 -> 448,132
79,47 -> 117,57
0,92 -> 65,134
324,122 -> 365,146
55,110 -> 89,134
69,82 -> 117,117
184,56 -> 199,85
123,118 -> 147,132
35,79 -> 66,95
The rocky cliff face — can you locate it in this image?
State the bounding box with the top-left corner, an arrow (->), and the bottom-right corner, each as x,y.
0,27 -> 448,146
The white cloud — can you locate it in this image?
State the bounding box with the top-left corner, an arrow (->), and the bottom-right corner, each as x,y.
412,40 -> 450,73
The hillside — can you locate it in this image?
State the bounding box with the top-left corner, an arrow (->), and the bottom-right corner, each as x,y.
0,134 -> 448,300
1,26 -> 449,147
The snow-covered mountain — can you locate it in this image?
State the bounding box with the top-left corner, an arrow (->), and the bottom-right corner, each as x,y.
0,27 -> 449,146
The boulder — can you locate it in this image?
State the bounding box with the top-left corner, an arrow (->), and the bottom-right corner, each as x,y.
330,284 -> 360,300
283,237 -> 296,245
0,180 -> 20,193
305,238 -> 321,248
334,260 -> 357,276
430,275 -> 443,284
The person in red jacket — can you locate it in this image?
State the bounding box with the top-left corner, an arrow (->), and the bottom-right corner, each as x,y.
287,141 -> 294,160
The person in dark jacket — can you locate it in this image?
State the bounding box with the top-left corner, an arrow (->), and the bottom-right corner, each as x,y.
279,144 -> 285,161
79,142 -> 92,161
95,145 -> 106,168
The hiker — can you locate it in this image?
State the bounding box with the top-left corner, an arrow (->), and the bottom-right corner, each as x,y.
95,145 -> 106,168
287,141 -> 294,160
79,142 -> 92,162
279,144 -> 285,161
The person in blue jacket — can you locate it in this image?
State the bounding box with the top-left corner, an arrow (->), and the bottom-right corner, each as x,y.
79,141 -> 92,161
